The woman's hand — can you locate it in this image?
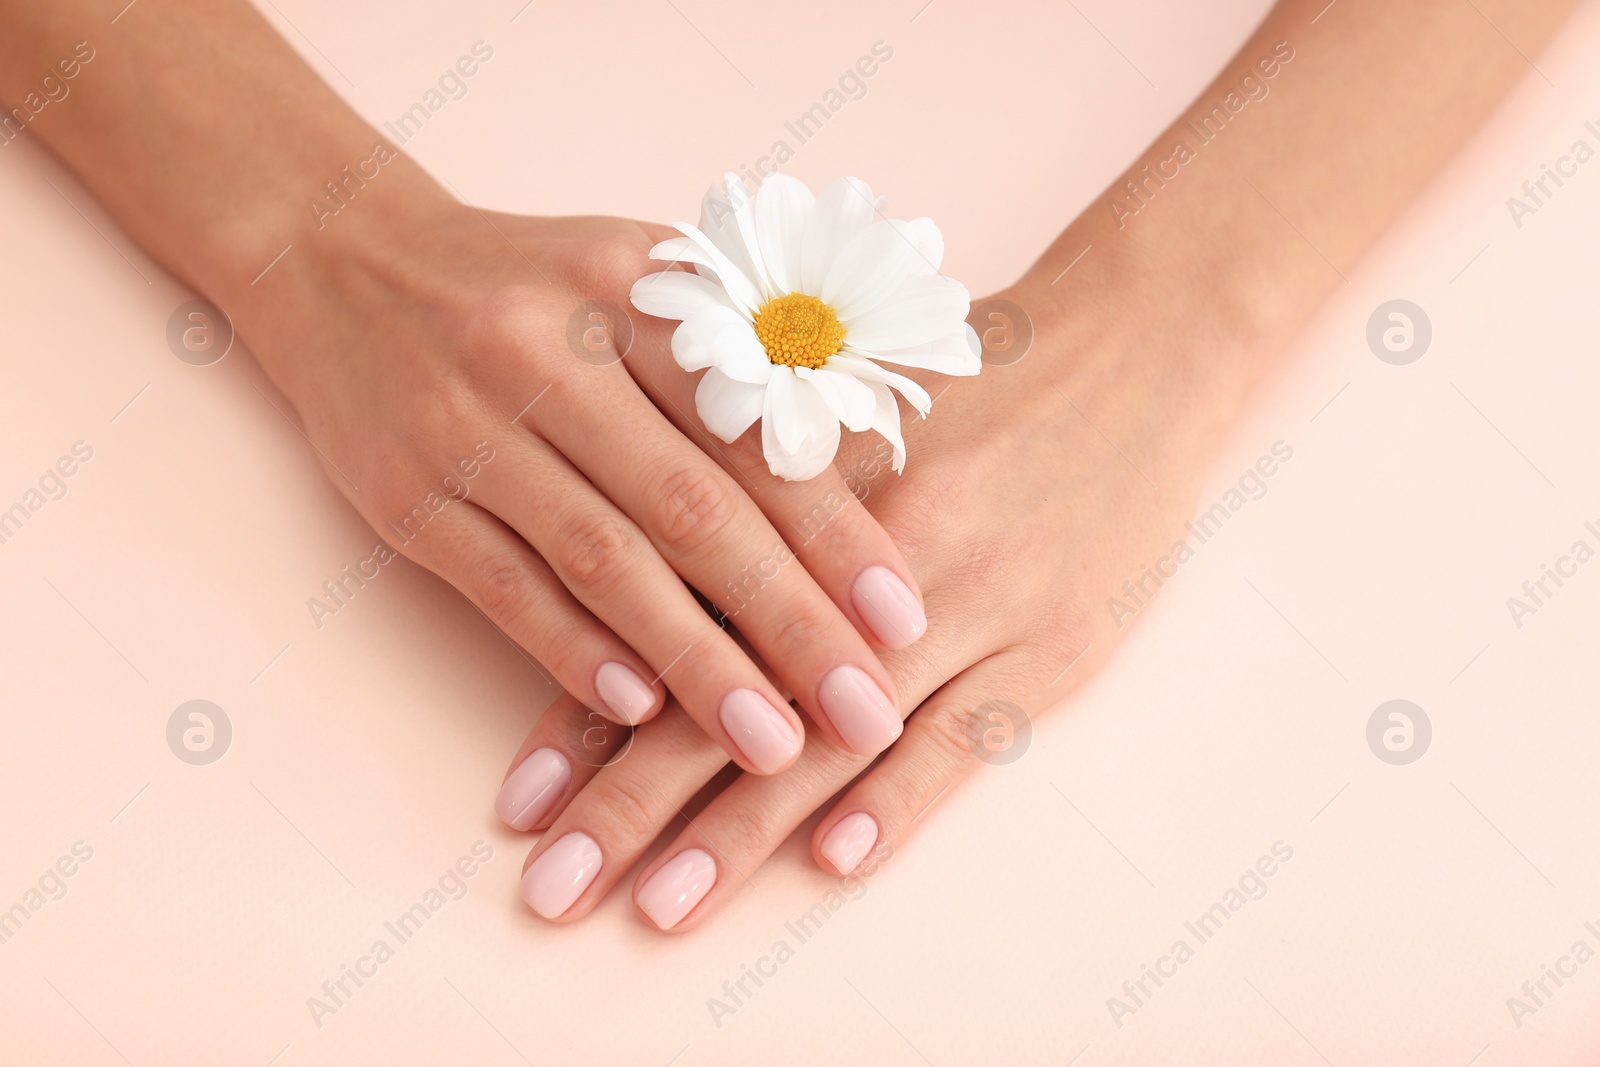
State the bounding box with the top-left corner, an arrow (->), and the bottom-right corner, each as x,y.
496,0 -> 1580,928
241,191 -> 934,776
0,0 -> 929,776
495,250 -> 1239,924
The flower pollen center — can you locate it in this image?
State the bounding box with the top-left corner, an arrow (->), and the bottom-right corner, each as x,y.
753,292 -> 845,370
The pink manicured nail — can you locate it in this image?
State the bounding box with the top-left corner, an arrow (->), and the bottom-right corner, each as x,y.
520,832 -> 602,919
851,565 -> 926,649
637,849 -> 717,930
819,666 -> 902,755
595,661 -> 657,725
494,749 -> 571,831
820,812 -> 880,875
719,689 -> 801,773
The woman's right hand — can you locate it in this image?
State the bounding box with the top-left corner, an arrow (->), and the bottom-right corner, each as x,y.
228,176 -> 923,777
0,0 -> 924,775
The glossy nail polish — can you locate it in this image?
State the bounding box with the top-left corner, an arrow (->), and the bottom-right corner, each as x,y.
636,849 -> 717,930
819,812 -> 880,874
595,662 -> 656,725
851,565 -> 927,649
818,666 -> 902,755
719,689 -> 801,773
494,749 -> 571,831
520,832 -> 602,919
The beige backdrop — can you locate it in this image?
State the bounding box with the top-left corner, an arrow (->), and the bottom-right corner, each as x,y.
3,0 -> 1599,1063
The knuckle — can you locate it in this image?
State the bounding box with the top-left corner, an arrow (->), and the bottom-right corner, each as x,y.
473,557 -> 536,626
371,480 -> 427,547
459,287 -> 556,387
785,481 -> 858,550
373,480 -> 459,565
527,611 -> 592,681
557,511 -> 637,591
464,287 -> 543,358
562,706 -> 631,767
796,737 -> 874,790
582,773 -> 667,843
769,609 -> 834,665
704,801 -> 778,859
576,232 -> 653,297
921,701 -> 980,766
651,464 -> 737,554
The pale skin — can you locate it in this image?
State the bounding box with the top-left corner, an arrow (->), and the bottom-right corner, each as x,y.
503,0 -> 1580,928
0,0 -> 925,776
1,0 -> 1578,929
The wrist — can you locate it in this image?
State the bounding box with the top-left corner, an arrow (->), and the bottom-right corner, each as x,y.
1005,131 -> 1343,483
1012,235 -> 1257,457
209,159 -> 463,397
206,149 -> 452,305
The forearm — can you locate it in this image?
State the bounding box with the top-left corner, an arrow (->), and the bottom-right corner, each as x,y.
1022,0 -> 1577,459
0,0 -> 445,312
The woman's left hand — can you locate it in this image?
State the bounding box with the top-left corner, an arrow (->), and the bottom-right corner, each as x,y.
497,248 -> 1257,929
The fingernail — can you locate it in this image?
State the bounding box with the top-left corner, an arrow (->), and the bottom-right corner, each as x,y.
719,688 -> 801,773
851,566 -> 926,649
637,848 -> 717,930
819,666 -> 902,755
494,749 -> 572,831
820,812 -> 880,874
595,661 -> 657,725
520,832 -> 602,919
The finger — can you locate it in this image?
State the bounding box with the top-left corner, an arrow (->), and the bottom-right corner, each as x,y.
531,375 -> 906,759
629,727 -> 867,932
474,433 -> 806,776
515,703 -> 730,922
388,496 -> 667,727
626,629 -> 1005,931
811,651 -> 1036,875
496,612 -> 780,838
628,330 -> 930,651
492,691 -> 634,832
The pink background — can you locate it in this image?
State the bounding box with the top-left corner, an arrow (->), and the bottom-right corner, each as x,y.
4,0 -> 1600,1063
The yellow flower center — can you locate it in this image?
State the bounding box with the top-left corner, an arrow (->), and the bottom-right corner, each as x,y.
753,292 -> 846,370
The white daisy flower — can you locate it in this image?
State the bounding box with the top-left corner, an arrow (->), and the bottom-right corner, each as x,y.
629,173 -> 981,482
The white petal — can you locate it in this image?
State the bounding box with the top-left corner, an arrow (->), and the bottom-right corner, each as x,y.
854,324 -> 982,376
695,367 -> 766,442
754,174 -> 814,296
724,172 -> 775,299
645,238 -> 728,291
647,236 -> 723,282
630,270 -> 736,322
764,365 -> 804,452
709,321 -> 774,385
843,274 -> 970,351
798,364 -> 875,431
675,221 -> 764,315
800,176 -> 877,295
647,235 -> 695,264
672,306 -> 751,372
762,366 -> 841,481
902,217 -> 944,274
696,176 -> 772,303
824,219 -> 941,321
864,381 -> 907,472
831,353 -> 933,414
